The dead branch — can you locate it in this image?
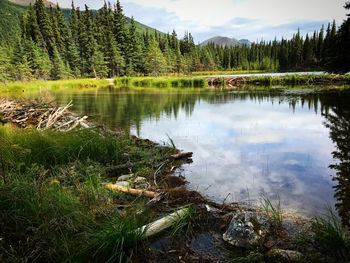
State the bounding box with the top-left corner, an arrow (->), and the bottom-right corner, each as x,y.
105,183 -> 158,198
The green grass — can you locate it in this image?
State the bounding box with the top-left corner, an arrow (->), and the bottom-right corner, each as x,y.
115,76 -> 207,88
0,78 -> 109,95
169,206 -> 196,238
242,74 -> 350,86
260,195 -> 283,229
311,210 -> 350,262
0,125 -> 176,262
191,70 -> 266,76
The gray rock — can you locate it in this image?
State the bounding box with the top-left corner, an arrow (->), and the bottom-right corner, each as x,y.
115,181 -> 130,187
223,211 -> 269,248
267,249 -> 303,262
117,174 -> 134,181
135,183 -> 149,189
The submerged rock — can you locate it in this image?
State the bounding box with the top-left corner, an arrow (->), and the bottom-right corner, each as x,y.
267,249 -> 303,262
223,211 -> 269,248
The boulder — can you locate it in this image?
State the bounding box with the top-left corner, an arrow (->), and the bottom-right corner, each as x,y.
223,211 -> 269,248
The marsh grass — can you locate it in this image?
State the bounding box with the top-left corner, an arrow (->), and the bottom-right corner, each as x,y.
312,210 -> 350,262
191,70 -> 265,76
0,126 -> 175,262
0,78 -> 109,96
244,74 -> 350,86
260,195 -> 283,229
115,76 -> 206,88
169,206 -> 197,238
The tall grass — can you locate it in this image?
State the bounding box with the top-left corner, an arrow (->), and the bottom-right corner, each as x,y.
312,210 -> 350,262
260,195 -> 283,229
115,76 -> 207,88
0,126 -> 175,262
0,78 -> 109,95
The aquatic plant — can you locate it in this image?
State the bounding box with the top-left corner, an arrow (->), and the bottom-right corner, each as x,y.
260,195 -> 283,229
312,210 -> 350,262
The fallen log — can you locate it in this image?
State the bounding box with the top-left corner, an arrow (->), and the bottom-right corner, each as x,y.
105,183 -> 158,198
170,152 -> 193,160
137,207 -> 191,238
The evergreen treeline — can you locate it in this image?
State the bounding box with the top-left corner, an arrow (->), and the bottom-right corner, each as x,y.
0,0 -> 349,82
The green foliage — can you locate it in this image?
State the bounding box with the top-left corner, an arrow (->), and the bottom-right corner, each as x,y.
0,0 -> 348,82
0,125 -> 175,262
260,195 -> 283,229
312,210 -> 350,262
144,37 -> 167,76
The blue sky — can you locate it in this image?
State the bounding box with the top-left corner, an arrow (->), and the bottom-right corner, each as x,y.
55,0 -> 346,43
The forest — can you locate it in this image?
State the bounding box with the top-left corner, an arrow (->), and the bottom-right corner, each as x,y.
0,0 -> 349,82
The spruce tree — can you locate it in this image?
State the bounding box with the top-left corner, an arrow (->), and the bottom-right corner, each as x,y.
144,37 -> 166,76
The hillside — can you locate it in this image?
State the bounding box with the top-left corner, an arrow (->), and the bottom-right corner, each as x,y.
0,0 -> 26,44
200,36 -> 251,47
0,0 -> 164,44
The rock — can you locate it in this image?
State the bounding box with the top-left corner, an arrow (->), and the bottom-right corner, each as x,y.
115,181 -> 130,187
135,183 -> 149,189
267,249 -> 303,262
133,176 -> 147,184
117,174 -> 134,181
223,211 -> 269,248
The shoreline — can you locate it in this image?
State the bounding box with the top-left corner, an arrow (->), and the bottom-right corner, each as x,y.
1,97 -> 349,262
0,73 -> 350,94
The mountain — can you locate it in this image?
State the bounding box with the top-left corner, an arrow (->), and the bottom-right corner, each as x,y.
8,0 -> 54,7
238,39 -> 251,46
200,36 -> 251,47
0,0 -> 164,44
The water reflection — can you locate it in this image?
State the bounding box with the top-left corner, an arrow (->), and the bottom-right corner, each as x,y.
321,93 -> 350,226
52,87 -> 350,219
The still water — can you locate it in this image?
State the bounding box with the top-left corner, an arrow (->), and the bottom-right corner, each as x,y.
52,86 -> 350,218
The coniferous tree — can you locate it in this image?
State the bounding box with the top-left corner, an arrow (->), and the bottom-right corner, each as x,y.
144,37 -> 166,75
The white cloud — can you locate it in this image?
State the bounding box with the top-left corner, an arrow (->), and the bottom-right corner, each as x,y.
56,0 -> 346,41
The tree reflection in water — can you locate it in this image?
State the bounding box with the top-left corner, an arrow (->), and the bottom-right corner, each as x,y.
321,92 -> 350,227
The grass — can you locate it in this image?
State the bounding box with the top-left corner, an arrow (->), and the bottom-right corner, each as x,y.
191,70 -> 266,76
260,195 -> 283,229
311,210 -> 350,262
169,206 -> 197,238
242,74 -> 350,86
0,78 -> 109,95
0,125 -> 176,262
115,76 -> 207,89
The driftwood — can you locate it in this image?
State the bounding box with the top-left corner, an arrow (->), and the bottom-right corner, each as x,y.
170,152 -> 193,160
137,207 -> 191,238
0,99 -> 90,131
105,183 -> 158,198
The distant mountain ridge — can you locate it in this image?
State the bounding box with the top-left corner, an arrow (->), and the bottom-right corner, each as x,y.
200,36 -> 251,47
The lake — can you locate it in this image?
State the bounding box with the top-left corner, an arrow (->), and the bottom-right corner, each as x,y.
14,85 -> 350,219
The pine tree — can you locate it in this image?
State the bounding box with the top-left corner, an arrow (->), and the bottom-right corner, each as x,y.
51,46 -> 68,79
0,46 -> 12,82
125,17 -> 142,74
25,39 -> 51,79
144,37 -> 166,76
330,2 -> 350,72
34,0 -> 55,55
114,0 -> 128,58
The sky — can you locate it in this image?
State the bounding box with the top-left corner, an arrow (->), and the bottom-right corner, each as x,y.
55,0 -> 347,43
